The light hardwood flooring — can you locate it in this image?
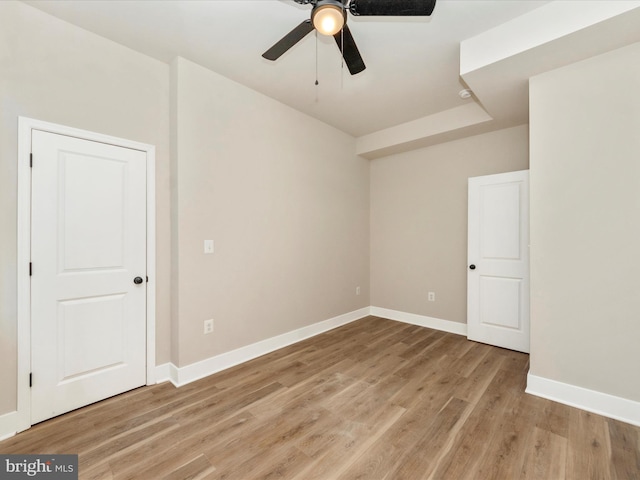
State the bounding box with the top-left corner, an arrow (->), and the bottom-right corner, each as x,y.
2,316 -> 639,479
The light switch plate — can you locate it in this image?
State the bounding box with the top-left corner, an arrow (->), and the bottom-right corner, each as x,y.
204,240 -> 214,254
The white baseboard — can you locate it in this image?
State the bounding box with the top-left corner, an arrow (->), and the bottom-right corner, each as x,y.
156,306 -> 468,388
370,306 -> 467,336
7,307 -> 638,438
526,373 -> 640,427
154,363 -> 172,385
0,306 -> 465,438
0,410 -> 18,441
158,307 -> 371,387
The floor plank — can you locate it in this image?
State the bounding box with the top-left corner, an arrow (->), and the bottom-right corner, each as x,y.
1,316 -> 638,480
519,427 -> 568,480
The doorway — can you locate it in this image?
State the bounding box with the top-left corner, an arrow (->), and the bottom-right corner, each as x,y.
467,170 -> 530,353
16,118 -> 157,431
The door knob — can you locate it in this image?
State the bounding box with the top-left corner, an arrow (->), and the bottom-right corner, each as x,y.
133,276 -> 144,284
469,264 -> 476,270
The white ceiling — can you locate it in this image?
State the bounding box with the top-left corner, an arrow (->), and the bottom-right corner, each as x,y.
23,0 -> 551,137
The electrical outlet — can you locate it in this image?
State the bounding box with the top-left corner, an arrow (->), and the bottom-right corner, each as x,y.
204,319 -> 214,334
356,286 -> 361,295
428,291 -> 435,302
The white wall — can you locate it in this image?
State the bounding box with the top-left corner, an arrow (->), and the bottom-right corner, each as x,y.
0,1 -> 171,415
529,41 -> 640,402
370,126 -> 529,324
171,57 -> 370,367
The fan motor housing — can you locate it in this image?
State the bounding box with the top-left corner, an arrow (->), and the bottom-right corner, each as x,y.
311,0 -> 347,20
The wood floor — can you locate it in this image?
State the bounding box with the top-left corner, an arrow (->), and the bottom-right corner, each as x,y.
2,317 -> 639,479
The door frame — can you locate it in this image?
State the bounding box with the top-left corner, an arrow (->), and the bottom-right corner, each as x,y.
467,169 -> 530,353
16,117 -> 156,433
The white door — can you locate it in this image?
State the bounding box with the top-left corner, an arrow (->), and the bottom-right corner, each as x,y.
467,170 -> 529,353
31,130 -> 147,424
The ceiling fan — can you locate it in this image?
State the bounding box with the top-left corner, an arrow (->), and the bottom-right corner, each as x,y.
262,0 -> 437,75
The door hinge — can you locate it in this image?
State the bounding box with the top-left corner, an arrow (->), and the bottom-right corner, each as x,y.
30,153 -> 33,168
29,262 -> 32,276
29,373 -> 32,388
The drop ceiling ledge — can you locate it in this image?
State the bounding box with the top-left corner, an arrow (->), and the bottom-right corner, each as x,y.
356,1 -> 640,160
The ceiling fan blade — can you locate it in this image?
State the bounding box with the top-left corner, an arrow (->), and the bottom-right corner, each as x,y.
262,20 -> 315,61
333,25 -> 366,75
349,0 -> 436,16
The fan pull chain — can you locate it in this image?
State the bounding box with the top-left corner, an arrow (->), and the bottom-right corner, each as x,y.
340,25 -> 344,90
315,30 -> 319,102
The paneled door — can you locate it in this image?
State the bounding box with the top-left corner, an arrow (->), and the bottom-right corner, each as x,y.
30,130 -> 147,424
467,170 -> 530,353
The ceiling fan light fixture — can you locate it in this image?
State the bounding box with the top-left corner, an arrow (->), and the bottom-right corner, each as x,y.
312,3 -> 345,36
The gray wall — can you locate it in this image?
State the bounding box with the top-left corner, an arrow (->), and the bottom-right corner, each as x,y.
370,125 -> 530,323
529,41 -> 640,402
171,57 -> 370,366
